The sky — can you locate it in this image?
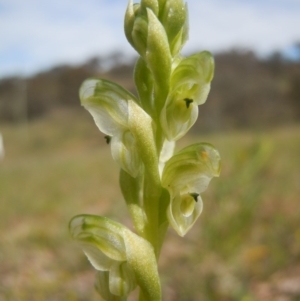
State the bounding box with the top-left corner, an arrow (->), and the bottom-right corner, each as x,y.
0,0 -> 300,78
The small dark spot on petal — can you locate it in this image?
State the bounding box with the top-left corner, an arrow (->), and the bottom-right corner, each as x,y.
184,98 -> 194,108
189,192 -> 199,202
104,135 -> 111,144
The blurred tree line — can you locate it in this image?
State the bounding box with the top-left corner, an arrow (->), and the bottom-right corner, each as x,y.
0,48 -> 299,131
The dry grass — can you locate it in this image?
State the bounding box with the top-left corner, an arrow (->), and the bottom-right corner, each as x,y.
1,110 -> 299,301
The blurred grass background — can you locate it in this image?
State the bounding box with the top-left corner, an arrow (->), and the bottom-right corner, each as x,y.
1,105 -> 300,300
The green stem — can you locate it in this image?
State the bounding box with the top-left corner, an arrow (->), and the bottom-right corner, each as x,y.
120,170 -> 146,237
143,170 -> 161,258
156,188 -> 170,257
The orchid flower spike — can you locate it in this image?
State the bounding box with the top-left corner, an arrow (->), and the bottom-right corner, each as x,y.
71,0 -> 221,299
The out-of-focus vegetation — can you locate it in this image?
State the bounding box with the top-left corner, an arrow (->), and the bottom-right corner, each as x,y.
0,109 -> 299,301
0,48 -> 300,300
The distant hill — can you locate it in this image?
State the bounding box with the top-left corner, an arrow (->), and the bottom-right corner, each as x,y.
0,50 -> 299,131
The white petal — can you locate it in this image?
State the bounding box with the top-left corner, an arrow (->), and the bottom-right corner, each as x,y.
79,78 -> 138,136
83,102 -> 126,136
159,139 -> 175,176
69,215 -> 127,262
111,131 -> 142,177
80,241 -> 114,271
167,193 -> 203,236
109,262 -> 137,297
95,271 -> 125,301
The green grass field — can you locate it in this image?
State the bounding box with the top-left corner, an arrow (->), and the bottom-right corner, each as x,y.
1,110 -> 300,301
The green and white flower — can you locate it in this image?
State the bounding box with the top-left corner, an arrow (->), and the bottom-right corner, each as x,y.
69,215 -> 161,301
80,78 -> 150,178
162,143 -> 221,236
161,51 -> 215,141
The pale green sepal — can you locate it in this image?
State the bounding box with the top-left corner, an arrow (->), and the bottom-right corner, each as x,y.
124,1 -> 141,50
95,271 -> 114,301
161,143 -> 220,236
170,28 -> 184,57
162,143 -> 221,192
181,3 -> 189,48
159,139 -> 175,177
134,57 -> 154,116
77,239 -> 115,271
132,14 -> 148,57
167,193 -> 203,236
79,78 -> 138,136
123,229 -> 162,301
124,0 -> 142,50
69,215 -> 127,266
124,0 -> 135,47
79,78 -> 144,177
160,0 -> 187,51
109,261 -> 137,297
111,130 -> 142,178
119,169 -> 146,236
146,8 -> 171,107
171,54 -> 183,71
95,271 -> 127,301
169,5 -> 189,57
128,100 -> 159,181
141,0 -> 159,16
157,0 -> 167,17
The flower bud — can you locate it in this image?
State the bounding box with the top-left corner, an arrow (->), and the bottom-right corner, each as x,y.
161,143 -> 221,236
132,13 -> 149,57
157,0 -> 167,13
160,0 -> 188,55
134,57 -> 154,116
160,51 -> 214,140
146,8 -> 171,104
124,0 -> 140,47
125,4 -> 171,102
140,0 -> 159,16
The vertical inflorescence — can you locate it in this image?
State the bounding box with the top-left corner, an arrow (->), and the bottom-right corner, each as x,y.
69,1 -> 221,300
